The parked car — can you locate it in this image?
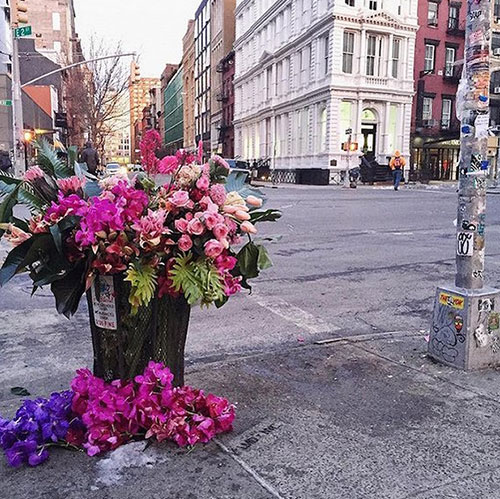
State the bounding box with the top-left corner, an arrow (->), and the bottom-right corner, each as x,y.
105,163 -> 128,176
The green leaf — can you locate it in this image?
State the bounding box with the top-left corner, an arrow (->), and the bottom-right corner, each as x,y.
35,138 -> 73,179
50,224 -> 62,254
10,387 -> 31,397
237,242 -> 260,279
0,184 -> 21,233
250,209 -> 282,224
17,187 -> 45,214
10,217 -> 30,233
17,234 -> 54,272
124,262 -> 157,314
0,237 -> 33,286
50,261 -> 87,317
257,245 -> 273,270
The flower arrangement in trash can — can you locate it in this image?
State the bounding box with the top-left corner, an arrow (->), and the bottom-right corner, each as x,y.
0,134 -> 280,467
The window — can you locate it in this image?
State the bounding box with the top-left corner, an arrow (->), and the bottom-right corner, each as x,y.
53,41 -> 61,53
495,0 -> 500,19
266,67 -> 272,100
428,2 -> 438,26
300,45 -> 310,85
319,105 -> 327,152
342,32 -> 354,74
366,35 -> 381,76
275,62 -> 282,96
368,1 -> 377,10
448,5 -> 459,30
441,99 -> 452,128
322,35 -> 330,76
445,47 -> 456,76
345,0 -> 354,5
424,44 -> 436,72
422,97 -> 433,122
392,39 -> 401,78
52,12 -> 61,31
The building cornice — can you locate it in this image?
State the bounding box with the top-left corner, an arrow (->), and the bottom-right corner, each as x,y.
333,10 -> 418,33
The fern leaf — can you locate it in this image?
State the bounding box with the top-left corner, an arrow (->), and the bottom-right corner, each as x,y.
124,262 -> 157,314
17,187 -> 45,214
35,139 -> 73,179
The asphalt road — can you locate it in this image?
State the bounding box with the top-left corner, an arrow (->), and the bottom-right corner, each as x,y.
2,184 -> 500,498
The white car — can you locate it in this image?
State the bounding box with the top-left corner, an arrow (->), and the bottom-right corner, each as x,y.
105,163 -> 128,176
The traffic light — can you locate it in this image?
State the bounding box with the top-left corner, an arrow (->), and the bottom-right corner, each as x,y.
23,129 -> 34,143
341,142 -> 358,152
12,0 -> 29,26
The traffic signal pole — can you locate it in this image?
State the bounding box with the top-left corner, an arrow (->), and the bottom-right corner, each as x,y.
428,0 -> 500,369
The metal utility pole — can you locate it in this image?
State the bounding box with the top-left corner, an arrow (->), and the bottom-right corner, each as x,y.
11,28 -> 24,177
428,0 -> 500,369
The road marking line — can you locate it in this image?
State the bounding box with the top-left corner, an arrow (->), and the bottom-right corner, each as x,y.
315,330 -> 421,345
251,293 -> 339,334
214,438 -> 286,499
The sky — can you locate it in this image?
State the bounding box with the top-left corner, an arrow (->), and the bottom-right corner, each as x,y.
74,0 -> 201,78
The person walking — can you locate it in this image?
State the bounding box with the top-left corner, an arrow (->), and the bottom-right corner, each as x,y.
79,141 -> 100,175
389,150 -> 406,191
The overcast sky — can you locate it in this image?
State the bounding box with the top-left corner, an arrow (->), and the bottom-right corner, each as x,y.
74,0 -> 201,78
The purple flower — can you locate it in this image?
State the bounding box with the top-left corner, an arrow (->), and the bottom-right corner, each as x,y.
4,439 -> 37,468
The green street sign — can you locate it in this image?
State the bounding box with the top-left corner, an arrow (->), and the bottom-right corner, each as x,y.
14,25 -> 32,38
0,100 -> 12,106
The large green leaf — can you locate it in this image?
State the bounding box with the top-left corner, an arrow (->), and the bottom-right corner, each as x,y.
17,233 -> 54,272
0,184 -> 21,235
36,139 -> 73,179
257,244 -> 273,270
0,237 -> 33,286
237,242 -> 260,279
17,187 -> 45,214
51,261 -> 87,318
250,209 -> 282,224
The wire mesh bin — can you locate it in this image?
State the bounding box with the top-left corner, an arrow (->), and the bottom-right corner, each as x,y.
86,274 -> 191,386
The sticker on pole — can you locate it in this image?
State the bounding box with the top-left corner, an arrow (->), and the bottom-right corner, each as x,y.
91,276 -> 117,330
457,232 -> 474,257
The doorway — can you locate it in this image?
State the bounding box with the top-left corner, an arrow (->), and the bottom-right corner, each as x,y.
361,124 -> 377,158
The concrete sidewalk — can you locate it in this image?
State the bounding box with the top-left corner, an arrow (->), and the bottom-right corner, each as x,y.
2,331 -> 500,499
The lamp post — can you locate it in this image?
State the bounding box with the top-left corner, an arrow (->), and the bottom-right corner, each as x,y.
428,0 -> 500,369
22,129 -> 33,171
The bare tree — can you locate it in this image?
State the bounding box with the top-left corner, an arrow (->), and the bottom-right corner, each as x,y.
65,37 -> 130,159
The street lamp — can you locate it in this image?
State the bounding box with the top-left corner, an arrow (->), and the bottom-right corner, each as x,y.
22,129 -> 33,171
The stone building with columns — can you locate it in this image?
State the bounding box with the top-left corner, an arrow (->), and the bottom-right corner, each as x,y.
233,0 -> 418,182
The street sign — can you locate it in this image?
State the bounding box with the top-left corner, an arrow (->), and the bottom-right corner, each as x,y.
0,100 -> 12,106
345,128 -> 352,135
14,25 -> 32,38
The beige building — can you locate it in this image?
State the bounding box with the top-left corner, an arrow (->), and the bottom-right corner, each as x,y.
210,0 -> 236,153
129,61 -> 160,162
24,0 -> 79,64
104,90 -> 131,166
182,20 -> 196,150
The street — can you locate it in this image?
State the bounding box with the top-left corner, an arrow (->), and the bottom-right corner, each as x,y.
2,185 -> 500,498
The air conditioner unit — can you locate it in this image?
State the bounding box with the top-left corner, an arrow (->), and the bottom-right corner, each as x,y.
494,87 -> 500,94
494,48 -> 500,56
437,70 -> 443,76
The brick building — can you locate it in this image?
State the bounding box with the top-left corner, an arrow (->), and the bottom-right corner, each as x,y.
182,20 -> 196,150
410,0 -> 466,181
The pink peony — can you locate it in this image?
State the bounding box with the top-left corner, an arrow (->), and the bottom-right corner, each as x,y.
199,195 -> 219,214
178,234 -> 193,251
210,183 -> 227,205
204,239 -> 224,259
187,218 -> 205,236
170,190 -> 190,207
175,218 -> 188,233
23,166 -> 44,182
197,141 -> 204,163
213,223 -> 229,241
196,175 -> 210,191
211,155 -> 230,170
240,221 -> 257,234
215,254 -> 237,272
204,211 -> 224,230
158,155 -> 179,175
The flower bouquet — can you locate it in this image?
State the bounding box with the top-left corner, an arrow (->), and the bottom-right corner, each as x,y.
0,136 -> 281,385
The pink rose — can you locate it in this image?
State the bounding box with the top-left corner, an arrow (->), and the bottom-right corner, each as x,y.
204,239 -> 224,259
187,218 -> 205,236
215,254 -> 237,271
178,234 -> 193,251
158,155 -> 179,174
175,218 -> 188,233
200,195 -> 219,213
204,212 -> 224,230
246,195 -> 263,207
170,190 -> 190,207
196,175 -> 210,191
234,210 -> 251,221
240,221 -> 257,234
213,223 -> 229,241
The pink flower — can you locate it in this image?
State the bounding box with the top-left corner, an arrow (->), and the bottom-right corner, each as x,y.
210,184 -> 227,205
175,218 -> 188,233
200,195 -> 219,213
215,254 -> 237,272
170,190 -> 190,207
224,275 -> 242,296
158,155 -> 179,175
140,129 -> 162,174
132,209 -> 168,248
57,175 -> 86,194
196,175 -> 210,191
197,141 -> 204,163
0,223 -> 31,246
234,210 -> 251,221
28,214 -> 49,234
211,155 -> 230,170
178,234 -> 193,251
213,223 -> 229,241
204,239 -> 224,258
204,212 -> 224,230
23,166 -> 44,182
240,221 -> 257,234
246,195 -> 263,207
187,218 -> 204,236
